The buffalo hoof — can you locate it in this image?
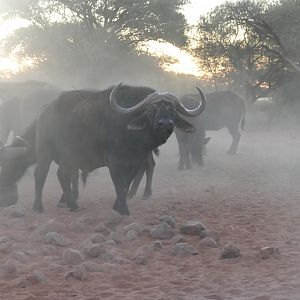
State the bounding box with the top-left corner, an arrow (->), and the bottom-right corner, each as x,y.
32,202 -> 43,213
142,192 -> 152,200
57,202 -> 67,208
0,184 -> 18,207
127,192 -> 136,199
113,205 -> 130,216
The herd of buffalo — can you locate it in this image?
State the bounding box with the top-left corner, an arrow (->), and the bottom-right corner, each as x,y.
0,80 -> 246,215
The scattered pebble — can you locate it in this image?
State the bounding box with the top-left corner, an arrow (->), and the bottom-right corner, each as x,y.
62,248 -> 85,265
170,234 -> 187,244
199,237 -> 218,248
172,243 -> 198,257
220,244 -> 240,259
180,221 -> 206,235
45,232 -> 71,247
150,222 -> 174,239
199,230 -> 220,243
259,246 -> 281,260
86,243 -> 106,258
159,215 -> 176,228
65,265 -> 88,281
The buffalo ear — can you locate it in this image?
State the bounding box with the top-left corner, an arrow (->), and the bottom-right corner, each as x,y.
127,116 -> 147,130
174,116 -> 195,133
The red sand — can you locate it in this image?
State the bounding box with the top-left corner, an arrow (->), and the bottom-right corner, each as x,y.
0,128 -> 300,300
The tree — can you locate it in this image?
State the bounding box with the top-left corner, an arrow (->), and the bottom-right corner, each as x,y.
0,0 -> 189,86
191,0 -> 286,103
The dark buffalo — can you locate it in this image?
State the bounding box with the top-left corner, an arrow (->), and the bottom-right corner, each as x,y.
127,148 -> 159,200
0,88 -> 62,143
0,80 -> 57,102
175,90 -> 246,170
0,84 -> 206,215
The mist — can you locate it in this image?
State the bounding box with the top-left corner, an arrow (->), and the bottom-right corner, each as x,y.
0,0 -> 300,299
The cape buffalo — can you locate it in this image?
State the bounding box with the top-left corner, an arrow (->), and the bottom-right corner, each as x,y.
0,80 -> 57,102
0,88 -> 62,143
0,83 -> 206,215
175,90 -> 246,170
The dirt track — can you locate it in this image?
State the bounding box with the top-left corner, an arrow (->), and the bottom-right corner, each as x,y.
0,123 -> 300,300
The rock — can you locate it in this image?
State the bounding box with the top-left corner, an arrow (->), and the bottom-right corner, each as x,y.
199,230 -> 220,243
172,243 -> 198,257
124,230 -> 138,242
65,265 -> 88,281
259,247 -> 281,260
0,260 -> 17,274
150,222 -> 174,240
10,251 -> 28,263
1,205 -> 26,218
45,232 -> 71,247
79,239 -> 94,254
38,245 -> 58,256
199,237 -> 218,248
104,239 -> 117,246
94,223 -> 111,235
35,219 -> 65,235
16,276 -> 29,288
86,244 -> 106,258
104,211 -> 123,229
220,244 -> 240,259
89,233 -> 106,244
150,241 -> 163,251
170,234 -> 187,244
135,255 -> 148,265
68,221 -> 88,232
134,245 -> 153,259
133,245 -> 153,265
0,236 -> 12,253
159,215 -> 176,228
123,223 -> 143,235
100,252 -> 114,262
62,248 -> 85,265
80,261 -> 105,273
26,272 -> 46,284
77,215 -> 97,225
109,231 -> 123,244
180,221 -> 206,235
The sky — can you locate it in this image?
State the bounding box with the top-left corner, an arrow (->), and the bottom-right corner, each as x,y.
0,0 -> 234,77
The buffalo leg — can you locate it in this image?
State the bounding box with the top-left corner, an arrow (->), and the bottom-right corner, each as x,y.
178,142 -> 190,170
57,164 -> 79,211
57,167 -> 79,208
227,126 -> 241,155
33,155 -> 52,212
142,152 -> 155,199
128,166 -> 145,199
109,164 -> 139,215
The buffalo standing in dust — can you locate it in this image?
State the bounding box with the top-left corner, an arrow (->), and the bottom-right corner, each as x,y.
175,90 -> 246,170
0,83 -> 206,215
0,88 -> 62,143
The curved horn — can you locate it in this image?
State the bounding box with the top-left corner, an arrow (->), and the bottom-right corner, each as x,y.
109,83 -> 162,114
163,87 -> 206,117
176,87 -> 206,117
0,136 -> 30,164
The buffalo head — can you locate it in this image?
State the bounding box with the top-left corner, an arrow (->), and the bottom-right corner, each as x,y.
110,83 -> 206,145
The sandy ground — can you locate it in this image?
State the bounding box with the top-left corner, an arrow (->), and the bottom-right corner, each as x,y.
0,120 -> 300,300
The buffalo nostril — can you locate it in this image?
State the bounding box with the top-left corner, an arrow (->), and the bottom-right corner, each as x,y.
158,119 -> 174,128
